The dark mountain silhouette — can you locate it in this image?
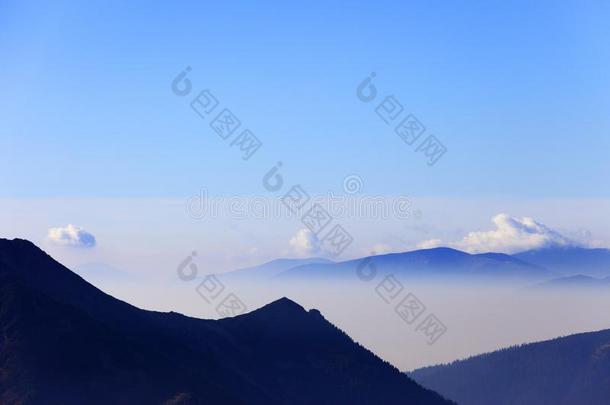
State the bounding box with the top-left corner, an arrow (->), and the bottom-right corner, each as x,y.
0,238 -> 451,404
513,246 -> 610,277
275,247 -> 553,282
409,327 -> 610,405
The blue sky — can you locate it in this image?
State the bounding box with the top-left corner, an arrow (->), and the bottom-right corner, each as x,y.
2,0 -> 609,199
1,0 -> 610,278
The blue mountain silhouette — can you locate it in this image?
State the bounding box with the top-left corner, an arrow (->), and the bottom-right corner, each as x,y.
0,239 -> 451,404
410,327 -> 610,405
513,246 -> 610,277
273,248 -> 553,282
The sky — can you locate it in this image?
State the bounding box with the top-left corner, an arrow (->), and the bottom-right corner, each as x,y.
1,0 -> 610,270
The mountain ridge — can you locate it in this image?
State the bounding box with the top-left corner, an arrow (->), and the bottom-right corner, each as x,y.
274,247 -> 554,281
0,238 -> 451,404
513,246 -> 610,277
409,326 -> 610,405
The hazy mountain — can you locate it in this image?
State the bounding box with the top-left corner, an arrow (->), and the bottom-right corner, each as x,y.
532,274 -> 610,289
74,262 -> 139,283
409,327 -> 610,405
218,257 -> 333,281
276,248 -> 553,282
513,246 -> 610,277
0,238 -> 451,404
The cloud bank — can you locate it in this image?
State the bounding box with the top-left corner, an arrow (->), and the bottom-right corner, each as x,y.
47,224 -> 96,248
418,214 -> 576,254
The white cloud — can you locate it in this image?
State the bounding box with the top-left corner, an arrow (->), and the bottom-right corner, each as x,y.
289,228 -> 323,257
414,214 -> 577,254
47,224 -> 96,248
416,239 -> 443,249
370,243 -> 393,255
450,214 -> 575,253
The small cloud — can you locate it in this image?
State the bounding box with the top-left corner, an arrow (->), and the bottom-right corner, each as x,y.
416,239 -> 443,249
47,224 -> 96,248
289,228 -> 322,257
370,243 -> 393,255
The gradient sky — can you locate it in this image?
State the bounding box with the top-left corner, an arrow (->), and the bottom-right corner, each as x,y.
1,0 -> 610,272
2,0 -> 609,198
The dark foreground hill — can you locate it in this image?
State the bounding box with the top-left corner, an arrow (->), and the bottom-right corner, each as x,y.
410,327 -> 610,405
0,238 -> 451,405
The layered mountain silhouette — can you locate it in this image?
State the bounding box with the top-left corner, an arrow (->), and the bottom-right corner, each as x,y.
272,248 -> 553,282
0,238 -> 451,404
513,246 -> 610,277
221,246 -> 610,283
409,327 -> 610,405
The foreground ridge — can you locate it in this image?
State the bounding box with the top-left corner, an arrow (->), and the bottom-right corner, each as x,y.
0,238 -> 452,405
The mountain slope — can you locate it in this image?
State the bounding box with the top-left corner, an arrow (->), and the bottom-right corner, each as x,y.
513,247 -> 610,277
409,328 -> 610,405
0,272 -> 242,404
277,247 -> 553,281
0,238 -> 451,404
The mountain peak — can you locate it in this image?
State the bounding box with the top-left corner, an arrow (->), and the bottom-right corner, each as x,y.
257,296 -> 305,313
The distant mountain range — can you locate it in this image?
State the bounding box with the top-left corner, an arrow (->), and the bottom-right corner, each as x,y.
532,274 -> 610,289
409,327 -> 610,405
0,239 -> 451,404
277,248 -> 553,281
513,246 -> 610,277
218,246 -> 610,283
220,248 -> 554,283
220,257 -> 333,280
74,262 -> 139,284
